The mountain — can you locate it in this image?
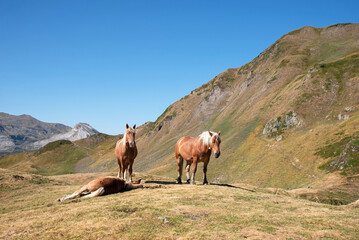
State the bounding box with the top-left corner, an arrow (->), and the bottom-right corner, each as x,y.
0,113 -> 99,155
30,123 -> 99,149
1,23 -> 358,204
133,23 -> 359,186
0,113 -> 71,154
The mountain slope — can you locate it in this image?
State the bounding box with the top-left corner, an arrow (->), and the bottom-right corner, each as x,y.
131,23 -> 359,188
0,113 -> 99,155
1,23 -> 358,198
0,113 -> 71,154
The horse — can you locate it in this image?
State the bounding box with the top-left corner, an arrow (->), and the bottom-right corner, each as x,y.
57,177 -> 143,202
175,130 -> 221,185
115,124 -> 137,182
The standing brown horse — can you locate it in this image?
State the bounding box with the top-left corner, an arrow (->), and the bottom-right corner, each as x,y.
57,177 -> 142,202
175,131 -> 221,185
115,124 -> 137,182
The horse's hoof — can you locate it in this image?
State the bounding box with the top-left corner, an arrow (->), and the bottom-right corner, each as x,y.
203,182 -> 208,185
186,179 -> 190,184
190,181 -> 196,185
176,177 -> 182,184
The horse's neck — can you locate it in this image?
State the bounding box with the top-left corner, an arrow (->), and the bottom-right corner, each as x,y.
120,138 -> 136,152
196,137 -> 211,153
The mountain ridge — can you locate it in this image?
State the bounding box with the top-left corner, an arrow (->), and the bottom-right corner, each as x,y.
0,113 -> 99,154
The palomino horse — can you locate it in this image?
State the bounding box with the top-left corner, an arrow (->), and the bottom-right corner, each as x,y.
175,131 -> 221,185
115,124 -> 137,182
57,177 -> 143,202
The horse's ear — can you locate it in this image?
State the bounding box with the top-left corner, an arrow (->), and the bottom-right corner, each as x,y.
218,131 -> 221,136
126,124 -> 129,129
208,131 -> 213,137
133,124 -> 136,129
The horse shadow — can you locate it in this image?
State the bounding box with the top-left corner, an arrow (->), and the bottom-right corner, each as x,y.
144,180 -> 177,185
144,180 -> 255,192
209,183 -> 256,192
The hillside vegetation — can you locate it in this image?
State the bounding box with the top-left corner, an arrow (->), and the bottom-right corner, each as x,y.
0,133 -> 120,175
1,23 -> 359,204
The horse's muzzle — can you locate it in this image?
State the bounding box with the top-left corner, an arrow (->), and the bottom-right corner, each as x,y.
215,152 -> 220,158
129,141 -> 135,148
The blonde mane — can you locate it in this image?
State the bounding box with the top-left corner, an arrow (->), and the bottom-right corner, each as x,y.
199,131 -> 220,146
122,127 -> 135,146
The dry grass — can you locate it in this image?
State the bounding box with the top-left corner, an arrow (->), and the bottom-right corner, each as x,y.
1,169 -> 358,240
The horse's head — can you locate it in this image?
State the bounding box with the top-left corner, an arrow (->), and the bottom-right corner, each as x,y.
209,131 -> 221,158
124,123 -> 136,148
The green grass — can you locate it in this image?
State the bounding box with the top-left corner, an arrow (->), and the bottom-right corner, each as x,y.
314,53 -> 359,94
268,75 -> 277,83
295,92 -> 320,105
317,134 -> 359,176
34,140 -> 73,156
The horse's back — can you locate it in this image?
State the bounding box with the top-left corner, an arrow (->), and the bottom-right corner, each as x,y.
176,136 -> 195,159
176,136 -> 193,146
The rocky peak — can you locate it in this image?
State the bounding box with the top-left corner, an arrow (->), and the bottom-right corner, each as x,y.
30,123 -> 99,149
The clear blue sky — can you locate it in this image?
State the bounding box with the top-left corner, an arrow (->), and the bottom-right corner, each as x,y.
1,0 -> 358,134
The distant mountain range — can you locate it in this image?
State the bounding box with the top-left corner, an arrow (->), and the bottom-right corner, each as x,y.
0,112 -> 98,155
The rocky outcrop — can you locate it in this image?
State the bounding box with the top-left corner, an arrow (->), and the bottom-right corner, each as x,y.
30,123 -> 99,150
263,112 -> 302,138
0,134 -> 15,152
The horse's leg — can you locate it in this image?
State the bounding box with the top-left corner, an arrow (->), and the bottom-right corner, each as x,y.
203,161 -> 209,185
128,162 -> 133,183
81,187 -> 105,199
57,192 -> 80,202
176,156 -> 183,184
185,162 -> 191,184
117,158 -> 122,178
57,187 -> 89,202
122,162 -> 127,181
123,168 -> 127,182
191,157 -> 198,185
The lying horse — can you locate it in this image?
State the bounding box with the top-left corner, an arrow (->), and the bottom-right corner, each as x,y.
115,124 -> 137,182
57,177 -> 143,202
175,131 -> 221,185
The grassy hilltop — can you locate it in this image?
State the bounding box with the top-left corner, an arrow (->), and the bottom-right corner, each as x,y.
0,169 -> 358,239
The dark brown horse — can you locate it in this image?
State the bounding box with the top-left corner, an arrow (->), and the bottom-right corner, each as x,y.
115,124 -> 137,182
57,177 -> 142,202
175,131 -> 221,185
